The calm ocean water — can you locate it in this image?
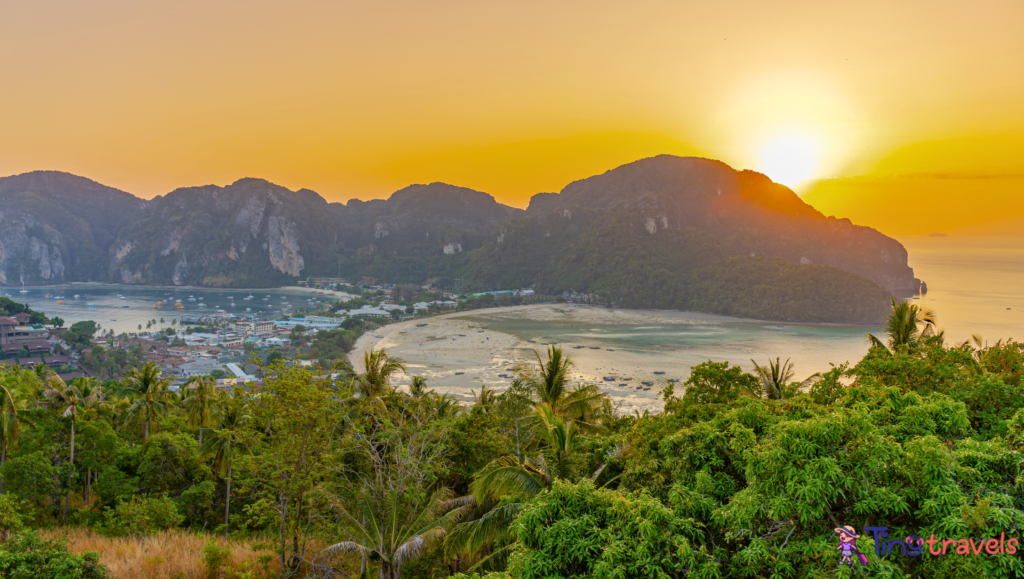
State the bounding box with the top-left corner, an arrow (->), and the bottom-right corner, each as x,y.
900,236 -> 1024,345
2,285 -> 322,334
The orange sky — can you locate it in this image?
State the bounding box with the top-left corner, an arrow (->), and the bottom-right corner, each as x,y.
1,0 -> 1022,230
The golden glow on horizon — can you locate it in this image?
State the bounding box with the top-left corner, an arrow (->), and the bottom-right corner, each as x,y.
760,135 -> 819,187
0,0 -> 1022,220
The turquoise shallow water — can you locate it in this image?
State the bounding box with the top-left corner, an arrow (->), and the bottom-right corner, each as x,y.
2,284 -> 324,333
464,310 -> 877,381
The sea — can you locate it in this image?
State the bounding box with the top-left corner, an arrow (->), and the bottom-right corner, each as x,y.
1,285 -> 327,334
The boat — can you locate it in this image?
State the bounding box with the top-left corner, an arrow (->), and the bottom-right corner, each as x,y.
119,296 -> 126,300
86,303 -> 97,307
73,294 -> 80,299
641,381 -> 654,386
45,293 -> 52,298
175,299 -> 181,303
653,371 -> 665,375
188,297 -> 196,301
668,378 -> 679,383
176,303 -> 185,310
152,305 -> 158,309
603,376 -> 615,381
121,304 -> 129,309
198,303 -> 206,307
455,371 -> 465,375
245,308 -> 251,312
19,282 -> 27,294
56,300 -> 64,305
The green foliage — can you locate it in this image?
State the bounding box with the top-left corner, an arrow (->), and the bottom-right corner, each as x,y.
509,479 -> 715,579
104,496 -> 184,536
1,452 -> 57,505
203,539 -> 232,579
0,297 -> 50,325
0,531 -> 109,578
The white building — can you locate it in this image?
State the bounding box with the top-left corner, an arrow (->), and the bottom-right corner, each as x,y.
305,315 -> 344,325
348,306 -> 392,318
226,363 -> 258,383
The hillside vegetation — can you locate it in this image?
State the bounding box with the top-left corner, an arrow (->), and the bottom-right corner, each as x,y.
2,300 -> 1024,578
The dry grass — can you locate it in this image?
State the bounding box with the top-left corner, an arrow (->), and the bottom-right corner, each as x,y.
41,528 -> 280,579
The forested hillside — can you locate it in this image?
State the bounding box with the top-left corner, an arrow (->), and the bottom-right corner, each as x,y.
3,302 -> 1024,578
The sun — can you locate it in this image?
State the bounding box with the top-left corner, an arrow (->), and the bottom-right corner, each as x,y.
760,135 -> 818,187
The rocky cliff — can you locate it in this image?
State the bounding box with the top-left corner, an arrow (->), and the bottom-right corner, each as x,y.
0,171 -> 146,285
526,155 -> 922,294
0,158 -> 924,322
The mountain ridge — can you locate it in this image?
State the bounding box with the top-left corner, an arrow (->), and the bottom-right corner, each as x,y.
0,157 -> 922,322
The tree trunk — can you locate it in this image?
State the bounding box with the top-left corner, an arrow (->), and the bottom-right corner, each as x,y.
143,416 -> 149,441
84,468 -> 91,505
360,553 -> 368,579
278,495 -> 289,571
224,461 -> 232,540
1,439 -> 6,493
63,410 -> 76,523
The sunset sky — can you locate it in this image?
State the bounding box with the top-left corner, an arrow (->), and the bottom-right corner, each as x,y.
2,0 -> 1022,234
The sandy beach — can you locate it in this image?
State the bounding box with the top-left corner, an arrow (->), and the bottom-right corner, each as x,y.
349,304 -> 731,413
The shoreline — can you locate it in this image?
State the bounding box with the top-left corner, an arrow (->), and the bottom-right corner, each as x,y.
349,303 -> 880,414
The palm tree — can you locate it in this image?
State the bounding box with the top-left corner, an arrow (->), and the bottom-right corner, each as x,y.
867,297 -> 938,353
751,357 -> 795,400
446,404 -> 619,570
472,385 -> 497,409
0,384 -> 27,475
199,396 -> 251,539
41,374 -> 102,521
117,362 -> 172,441
409,375 -> 428,398
324,488 -> 468,579
355,348 -> 407,399
183,375 -> 218,445
516,346 -> 607,429
138,324 -> 142,332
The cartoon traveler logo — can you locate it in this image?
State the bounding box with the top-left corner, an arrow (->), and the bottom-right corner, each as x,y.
836,526 -> 869,566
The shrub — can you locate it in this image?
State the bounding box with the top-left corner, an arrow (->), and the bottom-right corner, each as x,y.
0,531 -> 109,578
203,538 -> 232,579
1,452 -> 57,506
0,495 -> 24,541
104,496 -> 184,536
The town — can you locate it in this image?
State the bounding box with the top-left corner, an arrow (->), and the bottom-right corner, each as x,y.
0,282 -> 550,390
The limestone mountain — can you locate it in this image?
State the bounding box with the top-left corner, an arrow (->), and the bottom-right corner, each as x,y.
0,156 -> 925,322
0,171 -> 147,285
519,156 -> 920,294
110,178 -> 343,287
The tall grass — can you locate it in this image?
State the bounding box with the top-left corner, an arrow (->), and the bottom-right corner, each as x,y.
40,528 -> 280,579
